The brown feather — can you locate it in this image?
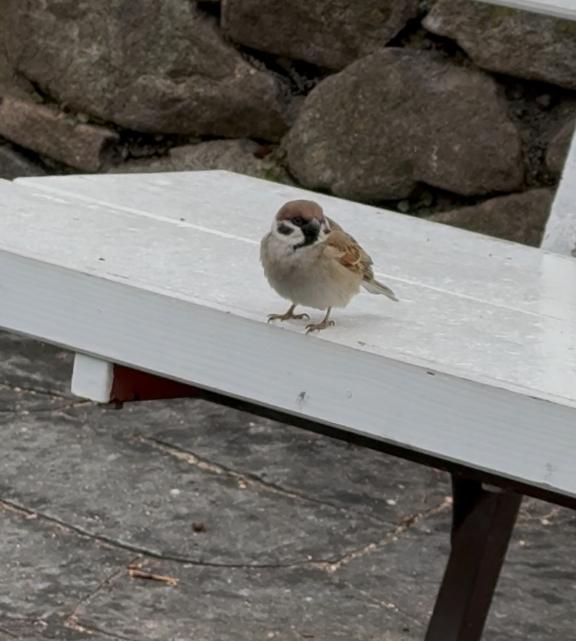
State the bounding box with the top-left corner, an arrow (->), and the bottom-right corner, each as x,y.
276,200 -> 324,222
325,218 -> 375,282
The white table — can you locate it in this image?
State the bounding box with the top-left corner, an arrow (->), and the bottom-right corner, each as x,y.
2,170 -> 576,498
0,170 -> 575,640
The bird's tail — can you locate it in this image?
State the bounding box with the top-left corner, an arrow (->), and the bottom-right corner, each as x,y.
362,278 -> 398,301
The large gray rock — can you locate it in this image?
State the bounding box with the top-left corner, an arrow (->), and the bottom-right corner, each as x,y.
115,139 -> 293,183
222,0 -> 419,69
4,0 -> 288,140
0,56 -> 35,102
546,120 -> 575,177
423,0 -> 576,90
0,97 -> 118,171
286,49 -> 524,201
429,189 -> 554,247
0,10 -> 38,101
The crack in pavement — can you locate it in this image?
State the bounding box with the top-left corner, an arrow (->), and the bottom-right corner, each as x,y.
66,617 -> 138,641
0,625 -> 20,639
64,556 -> 141,627
310,496 -> 452,574
0,495 -> 449,574
136,434 -> 361,515
0,381 -> 91,416
0,498 -> 338,569
0,382 -> 71,400
135,435 -> 429,529
343,583 -> 425,629
1,612 -> 134,641
0,615 -> 50,640
0,400 -> 92,416
517,504 -> 563,525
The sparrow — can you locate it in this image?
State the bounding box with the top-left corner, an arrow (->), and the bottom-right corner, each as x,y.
260,199 -> 398,333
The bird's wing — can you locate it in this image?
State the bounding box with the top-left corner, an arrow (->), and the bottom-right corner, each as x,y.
324,218 -> 375,281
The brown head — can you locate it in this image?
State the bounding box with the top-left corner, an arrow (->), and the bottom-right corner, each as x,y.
273,200 -> 330,249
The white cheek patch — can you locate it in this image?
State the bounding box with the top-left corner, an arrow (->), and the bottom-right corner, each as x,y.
277,222 -> 295,236
272,223 -> 303,245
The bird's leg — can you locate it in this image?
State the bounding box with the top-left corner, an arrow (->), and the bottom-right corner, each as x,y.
267,303 -> 310,323
306,307 -> 335,334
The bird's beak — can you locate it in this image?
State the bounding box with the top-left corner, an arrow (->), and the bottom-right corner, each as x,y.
302,218 -> 320,233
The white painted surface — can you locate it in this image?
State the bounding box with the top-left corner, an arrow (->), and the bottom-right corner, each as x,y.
543,127 -> 576,255
71,354 -> 114,403
480,0 -> 576,20
0,171 -> 576,497
18,172 -> 576,320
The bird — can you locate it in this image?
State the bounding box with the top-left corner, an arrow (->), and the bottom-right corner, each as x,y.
260,199 -> 398,333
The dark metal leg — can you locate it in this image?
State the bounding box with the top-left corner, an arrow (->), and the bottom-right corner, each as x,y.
425,475 -> 522,641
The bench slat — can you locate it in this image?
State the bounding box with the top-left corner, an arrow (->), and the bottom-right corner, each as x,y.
3,174 -> 576,405
1,247 -> 576,500
17,172 -> 576,321
543,130 -> 576,255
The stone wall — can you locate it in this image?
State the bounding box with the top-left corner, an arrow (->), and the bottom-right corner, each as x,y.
1,0 -> 575,245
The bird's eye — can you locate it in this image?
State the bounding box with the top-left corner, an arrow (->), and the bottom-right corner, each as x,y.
292,216 -> 305,226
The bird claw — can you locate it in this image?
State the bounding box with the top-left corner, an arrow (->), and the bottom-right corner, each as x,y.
267,311 -> 310,323
305,320 -> 335,334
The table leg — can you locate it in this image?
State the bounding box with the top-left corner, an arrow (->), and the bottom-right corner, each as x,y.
425,475 -> 522,641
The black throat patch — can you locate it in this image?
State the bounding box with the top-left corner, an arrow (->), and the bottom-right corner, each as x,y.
294,223 -> 319,250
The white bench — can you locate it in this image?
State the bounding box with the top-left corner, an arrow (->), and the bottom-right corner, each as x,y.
541,107 -> 576,255
1,167 -> 575,641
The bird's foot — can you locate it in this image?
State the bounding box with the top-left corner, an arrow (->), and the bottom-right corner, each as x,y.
267,310 -> 310,323
305,319 -> 335,334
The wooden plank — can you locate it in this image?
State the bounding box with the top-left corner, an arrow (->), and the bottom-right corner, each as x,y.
17,171 -> 576,321
542,127 -> 576,255
1,248 -> 576,499
425,478 -> 522,641
479,0 -> 576,20
6,174 -> 576,404
71,354 -> 114,403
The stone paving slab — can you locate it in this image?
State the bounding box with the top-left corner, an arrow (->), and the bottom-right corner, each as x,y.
72,558 -> 421,641
0,331 -> 81,418
0,384 -> 80,416
0,332 -> 73,398
130,399 -> 448,524
0,331 -> 575,641
0,408 -> 400,566
0,502 -> 133,640
337,506 -> 576,641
